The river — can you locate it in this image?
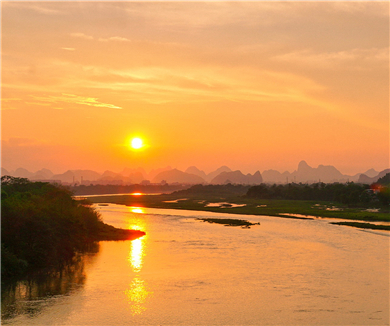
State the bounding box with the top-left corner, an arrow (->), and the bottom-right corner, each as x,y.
2,204 -> 389,325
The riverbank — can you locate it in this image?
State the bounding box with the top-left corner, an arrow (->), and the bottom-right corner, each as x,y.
87,193 -> 390,231
1,177 -> 145,281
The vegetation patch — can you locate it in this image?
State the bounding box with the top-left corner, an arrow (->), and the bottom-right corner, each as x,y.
1,176 -> 144,280
330,222 -> 390,231
196,218 -> 260,228
96,223 -> 145,241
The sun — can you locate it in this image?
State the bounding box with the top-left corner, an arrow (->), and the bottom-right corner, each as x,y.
130,137 -> 144,150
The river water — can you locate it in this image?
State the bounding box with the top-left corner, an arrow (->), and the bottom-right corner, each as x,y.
2,204 -> 389,325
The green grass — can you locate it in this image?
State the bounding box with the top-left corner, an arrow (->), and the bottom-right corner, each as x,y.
88,193 -> 389,221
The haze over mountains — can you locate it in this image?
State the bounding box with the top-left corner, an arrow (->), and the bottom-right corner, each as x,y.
1,161 -> 388,186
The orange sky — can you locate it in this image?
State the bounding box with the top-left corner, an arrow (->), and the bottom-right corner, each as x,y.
1,1 -> 389,175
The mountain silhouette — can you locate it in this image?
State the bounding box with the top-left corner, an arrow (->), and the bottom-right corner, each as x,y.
185,166 -> 207,180
206,166 -> 232,182
121,167 -> 147,179
263,161 -> 352,183
147,166 -> 172,180
358,169 -> 390,184
13,167 -> 34,179
210,170 -> 263,185
3,162 -> 388,186
52,170 -> 102,183
151,168 -> 206,184
1,167 -> 10,176
262,169 -> 290,183
360,168 -> 379,178
30,168 -> 54,180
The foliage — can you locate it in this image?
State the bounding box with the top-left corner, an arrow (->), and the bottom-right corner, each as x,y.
245,182 -> 387,206
330,222 -> 390,231
376,173 -> 390,186
172,184 -> 250,197
372,173 -> 390,206
196,218 -> 260,228
1,176 -> 144,280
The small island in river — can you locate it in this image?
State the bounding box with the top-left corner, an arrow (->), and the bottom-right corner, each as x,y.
197,218 -> 260,228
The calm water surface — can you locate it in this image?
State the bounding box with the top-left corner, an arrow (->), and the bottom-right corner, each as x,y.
2,204 -> 389,325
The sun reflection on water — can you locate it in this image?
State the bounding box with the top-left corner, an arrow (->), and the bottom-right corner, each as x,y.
129,238 -> 144,273
130,206 -> 144,214
124,277 -> 152,316
125,210 -> 152,315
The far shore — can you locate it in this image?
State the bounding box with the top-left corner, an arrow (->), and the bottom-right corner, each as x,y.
87,193 -> 390,231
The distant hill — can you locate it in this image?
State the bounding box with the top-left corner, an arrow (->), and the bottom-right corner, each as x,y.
4,163 -> 388,186
358,169 -> 390,184
210,170 -> 263,185
263,161 -> 353,184
206,166 -> 232,182
121,167 -> 146,179
30,168 -> 54,180
1,167 -> 10,176
361,168 -> 379,178
262,169 -> 290,183
151,168 -> 206,184
185,166 -> 208,180
147,166 -> 172,180
13,167 -> 34,179
52,170 -> 102,183
292,161 -> 346,183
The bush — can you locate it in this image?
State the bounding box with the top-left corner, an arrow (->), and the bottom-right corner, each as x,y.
1,177 -> 104,278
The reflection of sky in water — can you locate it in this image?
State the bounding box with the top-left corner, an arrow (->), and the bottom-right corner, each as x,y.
125,210 -> 152,316
4,204 -> 389,325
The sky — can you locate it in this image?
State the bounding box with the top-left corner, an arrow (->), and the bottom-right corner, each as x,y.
1,1 -> 389,176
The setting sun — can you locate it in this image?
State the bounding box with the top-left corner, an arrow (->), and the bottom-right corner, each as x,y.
130,138 -> 144,150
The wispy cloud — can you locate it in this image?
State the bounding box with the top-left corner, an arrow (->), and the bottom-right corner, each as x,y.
273,47 -> 389,70
1,98 -> 21,110
4,138 -> 39,147
31,93 -> 122,109
4,3 -> 62,15
70,33 -> 94,40
61,47 -> 75,51
98,36 -> 130,42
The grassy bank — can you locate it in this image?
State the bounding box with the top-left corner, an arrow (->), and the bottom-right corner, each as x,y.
87,191 -> 390,231
1,177 -> 144,280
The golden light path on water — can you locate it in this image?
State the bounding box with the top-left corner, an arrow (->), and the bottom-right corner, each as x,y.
125,206 -> 153,316
1,203 -> 389,325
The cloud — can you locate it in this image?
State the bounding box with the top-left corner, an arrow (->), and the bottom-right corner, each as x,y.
70,33 -> 94,40
1,98 -> 22,110
3,3 -> 62,15
98,36 -> 130,42
4,138 -> 38,147
31,93 -> 122,109
273,47 -> 389,70
61,47 -> 75,51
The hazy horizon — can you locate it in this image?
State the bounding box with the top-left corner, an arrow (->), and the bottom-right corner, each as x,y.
2,2 -> 389,176
1,159 -> 386,179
